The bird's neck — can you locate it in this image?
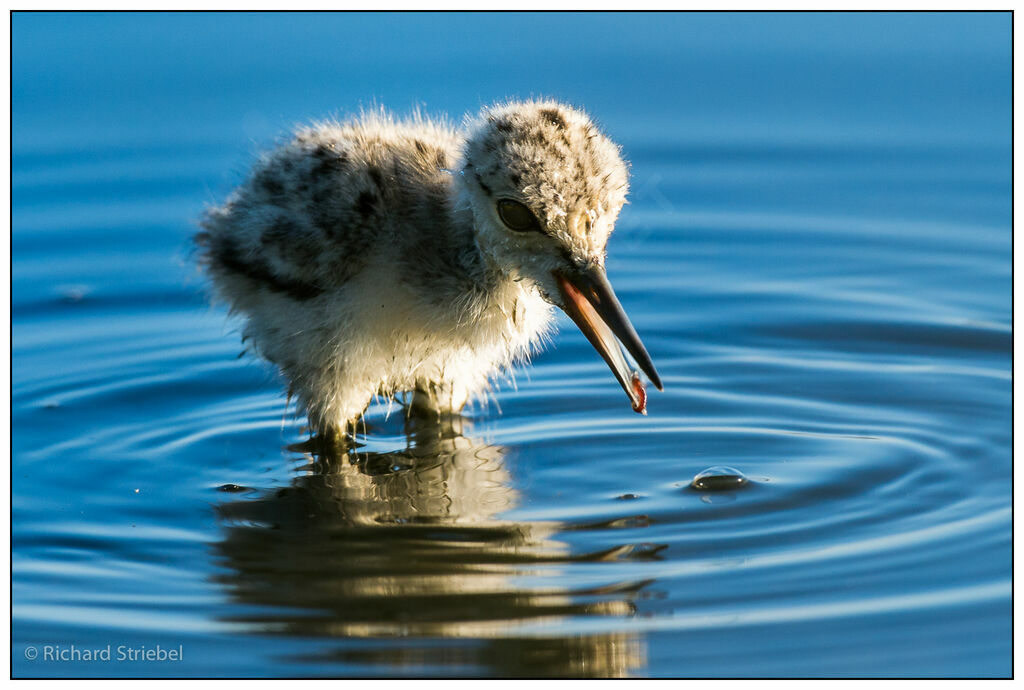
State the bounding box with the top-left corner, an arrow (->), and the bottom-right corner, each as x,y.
449,202 -> 506,294
447,186 -> 544,324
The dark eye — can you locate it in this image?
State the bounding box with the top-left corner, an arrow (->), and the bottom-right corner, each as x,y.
497,199 -> 542,233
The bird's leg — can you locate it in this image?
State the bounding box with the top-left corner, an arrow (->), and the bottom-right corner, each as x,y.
409,381 -> 470,420
408,386 -> 445,420
286,425 -> 360,467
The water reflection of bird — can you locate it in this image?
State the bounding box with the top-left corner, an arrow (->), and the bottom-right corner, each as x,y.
214,415 -> 651,677
198,100 -> 661,434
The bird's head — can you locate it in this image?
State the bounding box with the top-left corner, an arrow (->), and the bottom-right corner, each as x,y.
460,100 -> 662,412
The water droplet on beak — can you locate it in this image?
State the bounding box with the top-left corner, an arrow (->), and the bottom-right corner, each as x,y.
631,372 -> 647,414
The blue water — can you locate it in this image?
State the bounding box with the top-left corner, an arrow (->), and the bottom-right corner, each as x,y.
12,12 -> 1011,678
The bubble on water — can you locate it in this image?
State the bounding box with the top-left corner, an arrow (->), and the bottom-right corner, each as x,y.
690,466 -> 749,492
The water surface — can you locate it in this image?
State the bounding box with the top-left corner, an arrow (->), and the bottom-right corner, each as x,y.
12,11 -> 1011,678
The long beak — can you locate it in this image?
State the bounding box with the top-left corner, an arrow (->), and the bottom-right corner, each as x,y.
554,265 -> 663,414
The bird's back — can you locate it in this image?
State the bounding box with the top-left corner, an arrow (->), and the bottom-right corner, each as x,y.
198,113 -> 473,307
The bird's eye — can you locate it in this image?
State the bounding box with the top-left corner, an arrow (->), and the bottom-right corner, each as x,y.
497,199 -> 542,233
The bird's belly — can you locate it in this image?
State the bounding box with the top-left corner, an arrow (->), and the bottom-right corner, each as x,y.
330,274 -> 553,403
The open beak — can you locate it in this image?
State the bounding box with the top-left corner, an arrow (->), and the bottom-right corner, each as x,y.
554,265 -> 663,414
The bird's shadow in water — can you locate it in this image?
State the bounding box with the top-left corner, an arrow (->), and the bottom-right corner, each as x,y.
212,410 -> 655,677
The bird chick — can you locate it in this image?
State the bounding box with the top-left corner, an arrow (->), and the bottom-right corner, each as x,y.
197,100 -> 662,434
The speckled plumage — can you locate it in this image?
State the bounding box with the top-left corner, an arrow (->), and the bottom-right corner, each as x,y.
197,100 -> 636,433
